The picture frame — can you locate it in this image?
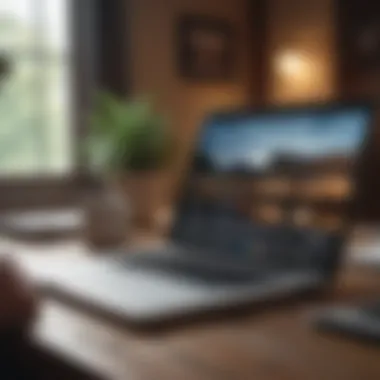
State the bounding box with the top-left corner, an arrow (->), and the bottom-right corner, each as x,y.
177,13 -> 235,82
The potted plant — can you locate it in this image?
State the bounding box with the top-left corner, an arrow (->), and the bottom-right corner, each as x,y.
86,92 -> 173,231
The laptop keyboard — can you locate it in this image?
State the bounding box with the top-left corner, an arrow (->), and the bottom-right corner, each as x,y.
122,249 -> 263,285
116,224 -> 339,287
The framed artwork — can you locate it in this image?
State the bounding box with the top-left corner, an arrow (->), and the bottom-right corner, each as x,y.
177,14 -> 235,81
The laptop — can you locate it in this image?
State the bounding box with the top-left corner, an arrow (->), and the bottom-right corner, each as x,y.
44,102 -> 373,325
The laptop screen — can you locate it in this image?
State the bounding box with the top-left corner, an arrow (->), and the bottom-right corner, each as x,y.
171,104 -> 372,260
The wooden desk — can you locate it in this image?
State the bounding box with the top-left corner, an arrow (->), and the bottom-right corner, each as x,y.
5,235 -> 380,380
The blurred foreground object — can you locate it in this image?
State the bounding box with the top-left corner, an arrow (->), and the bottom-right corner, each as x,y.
0,256 -> 37,335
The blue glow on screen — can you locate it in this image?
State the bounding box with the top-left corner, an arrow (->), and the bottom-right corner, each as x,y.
197,108 -> 370,172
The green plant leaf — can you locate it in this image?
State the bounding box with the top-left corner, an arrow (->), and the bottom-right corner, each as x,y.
86,92 -> 173,173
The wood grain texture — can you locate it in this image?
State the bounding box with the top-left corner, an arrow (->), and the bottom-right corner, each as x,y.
2,229 -> 378,380
26,265 -> 380,380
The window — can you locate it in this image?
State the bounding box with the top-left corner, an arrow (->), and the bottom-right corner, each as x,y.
0,0 -> 72,177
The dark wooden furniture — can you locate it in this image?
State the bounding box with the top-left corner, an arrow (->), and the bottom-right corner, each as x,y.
336,0 -> 380,99
5,232 -> 380,380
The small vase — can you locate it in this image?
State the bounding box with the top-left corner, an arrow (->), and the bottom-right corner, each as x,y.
83,183 -> 130,250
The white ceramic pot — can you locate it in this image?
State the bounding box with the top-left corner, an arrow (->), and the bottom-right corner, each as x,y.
84,185 -> 130,249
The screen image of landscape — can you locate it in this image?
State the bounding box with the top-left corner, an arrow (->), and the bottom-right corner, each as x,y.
185,106 -> 370,232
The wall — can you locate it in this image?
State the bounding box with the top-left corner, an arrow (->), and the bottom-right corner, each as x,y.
129,0 -> 252,185
129,0 -> 339,155
264,0 -> 380,220
266,0 -> 337,104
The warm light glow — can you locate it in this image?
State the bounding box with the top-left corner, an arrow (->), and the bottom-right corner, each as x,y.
275,51 -> 309,78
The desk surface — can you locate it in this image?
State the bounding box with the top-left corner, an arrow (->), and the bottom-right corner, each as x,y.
4,231 -> 380,380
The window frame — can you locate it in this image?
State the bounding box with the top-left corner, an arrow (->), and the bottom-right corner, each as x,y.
0,0 -> 131,210
0,0 -> 97,209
